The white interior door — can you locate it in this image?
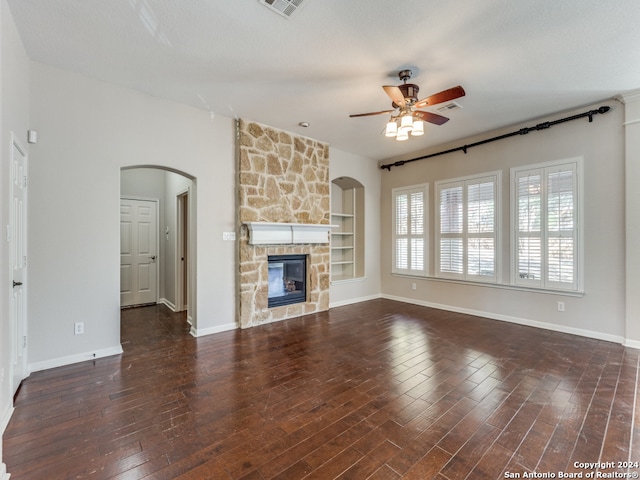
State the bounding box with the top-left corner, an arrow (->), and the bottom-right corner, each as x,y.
10,135 -> 27,395
120,198 -> 158,307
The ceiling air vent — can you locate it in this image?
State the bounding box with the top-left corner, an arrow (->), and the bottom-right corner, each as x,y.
259,0 -> 306,18
435,101 -> 463,113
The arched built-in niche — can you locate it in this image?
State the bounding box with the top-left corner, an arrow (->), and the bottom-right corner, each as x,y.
331,176 -> 365,281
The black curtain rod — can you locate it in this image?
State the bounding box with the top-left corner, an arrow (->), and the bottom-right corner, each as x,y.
379,105 -> 611,171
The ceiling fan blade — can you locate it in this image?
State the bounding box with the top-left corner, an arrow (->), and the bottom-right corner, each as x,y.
414,110 -> 450,125
382,85 -> 406,107
414,85 -> 465,109
349,109 -> 395,118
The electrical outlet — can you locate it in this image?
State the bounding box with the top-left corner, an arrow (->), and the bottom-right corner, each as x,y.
557,301 -> 565,312
74,322 -> 84,335
412,283 -> 417,290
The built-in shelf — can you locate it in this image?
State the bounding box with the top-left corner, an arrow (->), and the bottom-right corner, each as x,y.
331,274 -> 364,283
330,177 -> 365,281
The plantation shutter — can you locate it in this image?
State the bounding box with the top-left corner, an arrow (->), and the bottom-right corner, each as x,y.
546,166 -> 576,288
436,173 -> 499,282
392,186 -> 427,276
467,181 -> 496,278
513,161 -> 579,291
439,184 -> 463,275
515,170 -> 543,287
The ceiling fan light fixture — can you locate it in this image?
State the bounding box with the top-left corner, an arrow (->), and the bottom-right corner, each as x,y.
411,120 -> 424,136
385,120 -> 398,137
396,129 -> 409,141
400,114 -> 414,130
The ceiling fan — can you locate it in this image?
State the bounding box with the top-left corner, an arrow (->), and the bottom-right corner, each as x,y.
350,69 -> 465,140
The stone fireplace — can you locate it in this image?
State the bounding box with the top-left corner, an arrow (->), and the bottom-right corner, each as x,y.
238,119 -> 331,328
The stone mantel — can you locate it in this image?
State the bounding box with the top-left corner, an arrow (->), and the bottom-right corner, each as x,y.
244,222 -> 337,245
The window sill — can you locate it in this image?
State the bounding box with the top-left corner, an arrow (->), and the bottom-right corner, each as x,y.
390,273 -> 585,297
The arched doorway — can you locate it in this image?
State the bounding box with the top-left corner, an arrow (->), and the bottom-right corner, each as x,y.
120,166 -> 197,332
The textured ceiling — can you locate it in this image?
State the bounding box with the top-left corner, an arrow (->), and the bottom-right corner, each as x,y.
7,0 -> 640,161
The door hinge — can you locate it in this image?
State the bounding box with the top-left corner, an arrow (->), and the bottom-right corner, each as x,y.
22,176 -> 27,188
23,255 -> 27,267
23,336 -> 27,348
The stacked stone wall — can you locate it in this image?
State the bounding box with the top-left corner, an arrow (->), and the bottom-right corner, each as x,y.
238,119 -> 330,328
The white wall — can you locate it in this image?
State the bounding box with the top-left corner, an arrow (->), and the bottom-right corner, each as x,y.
329,148 -> 382,306
121,168 -> 167,199
621,92 -> 640,346
0,0 -> 29,475
380,102 -> 627,343
23,60 -> 384,373
27,62 -> 237,371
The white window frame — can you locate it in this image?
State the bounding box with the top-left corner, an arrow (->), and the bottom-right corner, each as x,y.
392,184 -> 428,276
510,157 -> 583,292
435,171 -> 501,283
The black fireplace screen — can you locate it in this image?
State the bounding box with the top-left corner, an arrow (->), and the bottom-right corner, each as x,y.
267,255 -> 307,308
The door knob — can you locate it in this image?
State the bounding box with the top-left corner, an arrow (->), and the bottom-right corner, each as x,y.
13,280 -> 23,288
150,256 -> 156,261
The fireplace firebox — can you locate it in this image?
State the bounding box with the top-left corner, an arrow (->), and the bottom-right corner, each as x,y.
267,255 -> 307,308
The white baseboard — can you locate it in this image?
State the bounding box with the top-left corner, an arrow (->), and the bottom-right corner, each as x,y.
330,293 -> 382,309
0,462 -> 9,480
28,345 -> 124,373
624,339 -> 640,350
1,403 -> 15,479
192,322 -> 238,337
1,404 -> 14,437
381,294 -> 625,345
158,298 -> 177,312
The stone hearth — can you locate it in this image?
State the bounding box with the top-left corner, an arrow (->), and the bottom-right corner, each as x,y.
237,119 -> 330,328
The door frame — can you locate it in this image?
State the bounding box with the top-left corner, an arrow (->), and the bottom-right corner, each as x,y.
120,196 -> 160,307
176,189 -> 189,313
9,132 -> 28,395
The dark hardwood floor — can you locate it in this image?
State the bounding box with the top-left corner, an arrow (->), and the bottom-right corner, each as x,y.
4,299 -> 640,479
